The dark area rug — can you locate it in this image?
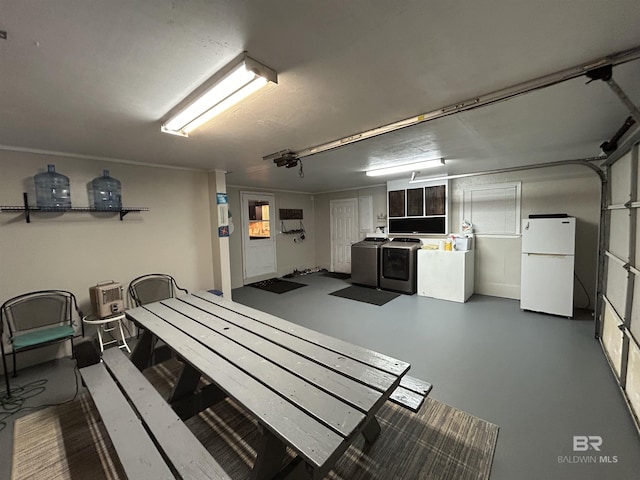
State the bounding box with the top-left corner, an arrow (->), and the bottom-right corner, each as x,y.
329,285 -> 400,306
247,278 -> 306,294
12,358 -> 499,480
321,272 -> 351,280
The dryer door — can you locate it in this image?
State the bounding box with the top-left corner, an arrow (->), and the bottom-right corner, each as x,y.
381,247 -> 410,281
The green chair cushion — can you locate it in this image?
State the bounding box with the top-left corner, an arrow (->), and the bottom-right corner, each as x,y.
11,325 -> 74,350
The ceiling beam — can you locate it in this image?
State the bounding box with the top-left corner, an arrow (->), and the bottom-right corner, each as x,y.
290,44 -> 640,160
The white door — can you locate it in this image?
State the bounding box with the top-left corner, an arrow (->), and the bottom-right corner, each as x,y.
241,192 -> 277,280
330,198 -> 359,273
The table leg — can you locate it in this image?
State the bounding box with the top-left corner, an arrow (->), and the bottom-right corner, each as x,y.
251,426 -> 288,480
130,329 -> 154,370
168,362 -> 201,403
168,362 -> 227,420
277,458 -> 315,480
361,416 -> 381,445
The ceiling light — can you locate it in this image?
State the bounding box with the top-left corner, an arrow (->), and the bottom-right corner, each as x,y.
161,53 -> 277,137
365,158 -> 445,177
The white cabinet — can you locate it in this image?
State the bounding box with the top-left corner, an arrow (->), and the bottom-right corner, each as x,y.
417,249 -> 475,303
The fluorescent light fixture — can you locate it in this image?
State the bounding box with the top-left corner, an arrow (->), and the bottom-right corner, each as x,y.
161,53 -> 277,137
409,174 -> 449,184
365,158 -> 445,177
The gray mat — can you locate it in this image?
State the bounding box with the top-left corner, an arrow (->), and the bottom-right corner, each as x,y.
247,278 -> 306,294
329,285 -> 400,306
320,272 -> 351,280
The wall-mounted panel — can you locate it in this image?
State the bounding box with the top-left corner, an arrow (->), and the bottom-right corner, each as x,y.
389,217 -> 445,234
388,190 -> 405,217
407,188 -> 424,216
358,195 -> 373,232
425,185 -> 446,215
462,182 -> 521,235
387,179 -> 448,234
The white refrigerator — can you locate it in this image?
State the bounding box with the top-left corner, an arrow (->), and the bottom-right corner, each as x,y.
520,217 -> 576,317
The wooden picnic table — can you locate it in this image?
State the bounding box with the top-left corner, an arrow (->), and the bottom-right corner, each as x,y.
126,290 -> 411,480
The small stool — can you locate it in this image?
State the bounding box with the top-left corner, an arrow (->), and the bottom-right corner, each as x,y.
82,313 -> 131,353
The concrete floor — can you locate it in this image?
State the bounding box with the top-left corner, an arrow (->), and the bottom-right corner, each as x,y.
1,273 -> 639,479
232,274 -> 640,480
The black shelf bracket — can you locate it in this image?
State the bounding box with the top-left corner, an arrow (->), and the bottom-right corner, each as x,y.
23,192 -> 31,223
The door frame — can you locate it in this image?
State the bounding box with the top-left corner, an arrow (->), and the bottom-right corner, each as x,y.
330,197 -> 359,272
240,191 -> 277,282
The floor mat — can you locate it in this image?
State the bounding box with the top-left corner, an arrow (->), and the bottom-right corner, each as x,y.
247,278 -> 306,294
320,272 -> 351,280
329,285 -> 400,306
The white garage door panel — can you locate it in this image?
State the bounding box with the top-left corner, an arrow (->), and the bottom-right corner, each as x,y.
602,143 -> 638,430
626,340 -> 640,422
606,261 -> 628,317
602,302 -> 624,376
610,150 -> 632,205
609,209 -> 630,260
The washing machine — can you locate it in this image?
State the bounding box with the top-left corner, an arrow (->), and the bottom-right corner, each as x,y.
351,237 -> 389,288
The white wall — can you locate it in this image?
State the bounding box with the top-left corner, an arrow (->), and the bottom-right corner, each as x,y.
0,150 -> 216,369
450,164 -> 601,305
227,186 -> 316,289
314,185 -> 387,270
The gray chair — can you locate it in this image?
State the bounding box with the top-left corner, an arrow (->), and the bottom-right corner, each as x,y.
128,274 -> 188,339
1,290 -> 82,391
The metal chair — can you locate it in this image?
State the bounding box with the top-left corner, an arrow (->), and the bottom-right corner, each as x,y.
1,290 -> 82,382
128,274 -> 189,308
127,273 -> 188,345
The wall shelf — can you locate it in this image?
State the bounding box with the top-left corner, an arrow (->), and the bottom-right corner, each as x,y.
1,193 -> 149,223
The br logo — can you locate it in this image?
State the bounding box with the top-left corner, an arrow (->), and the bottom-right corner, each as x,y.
573,436 -> 603,451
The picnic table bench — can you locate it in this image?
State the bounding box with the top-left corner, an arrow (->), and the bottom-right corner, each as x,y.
80,290 -> 432,479
80,347 -> 231,479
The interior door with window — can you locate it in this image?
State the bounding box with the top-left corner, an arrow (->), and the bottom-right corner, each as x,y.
330,198 -> 359,273
241,192 -> 277,280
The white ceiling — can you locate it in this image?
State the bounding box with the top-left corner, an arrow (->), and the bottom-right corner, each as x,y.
2,1 -> 640,193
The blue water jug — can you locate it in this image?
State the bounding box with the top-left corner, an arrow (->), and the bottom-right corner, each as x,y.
34,164 -> 72,209
92,170 -> 122,209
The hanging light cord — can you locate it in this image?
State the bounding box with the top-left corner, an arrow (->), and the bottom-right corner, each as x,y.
298,159 -> 304,179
